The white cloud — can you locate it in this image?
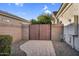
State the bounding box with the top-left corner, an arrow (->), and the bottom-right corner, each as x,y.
15,3 -> 24,7
42,5 -> 51,14
42,5 -> 48,11
44,10 -> 52,14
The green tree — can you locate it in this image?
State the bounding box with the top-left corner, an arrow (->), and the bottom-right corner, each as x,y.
31,14 -> 52,24
37,14 -> 52,24
31,19 -> 38,24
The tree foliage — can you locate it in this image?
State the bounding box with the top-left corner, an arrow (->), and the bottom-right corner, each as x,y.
31,14 -> 52,24
31,19 -> 38,24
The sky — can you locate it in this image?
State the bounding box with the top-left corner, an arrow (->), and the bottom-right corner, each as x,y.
0,3 -> 61,20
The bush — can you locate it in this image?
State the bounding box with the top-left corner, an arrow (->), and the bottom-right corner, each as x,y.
0,35 -> 12,56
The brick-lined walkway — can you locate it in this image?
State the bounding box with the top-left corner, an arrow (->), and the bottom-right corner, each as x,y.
11,40 -> 27,56
52,41 -> 79,56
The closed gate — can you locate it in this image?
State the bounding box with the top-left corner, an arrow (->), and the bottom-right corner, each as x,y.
29,24 -> 51,40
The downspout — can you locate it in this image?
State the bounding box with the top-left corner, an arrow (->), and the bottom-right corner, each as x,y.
72,15 -> 78,49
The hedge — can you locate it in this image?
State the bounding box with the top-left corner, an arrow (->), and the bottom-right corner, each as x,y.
0,35 -> 12,56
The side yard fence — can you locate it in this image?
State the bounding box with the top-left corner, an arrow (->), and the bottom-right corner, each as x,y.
0,23 -> 63,43
0,23 -> 29,43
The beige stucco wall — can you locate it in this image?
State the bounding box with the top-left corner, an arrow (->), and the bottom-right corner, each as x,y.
58,4 -> 79,26
52,14 -> 58,24
57,3 -> 79,51
0,15 -> 30,43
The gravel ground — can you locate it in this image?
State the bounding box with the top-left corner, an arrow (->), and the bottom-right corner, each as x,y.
11,39 -> 28,56
52,40 -> 79,56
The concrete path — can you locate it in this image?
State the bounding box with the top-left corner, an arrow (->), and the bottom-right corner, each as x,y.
52,41 -> 79,56
20,40 -> 56,56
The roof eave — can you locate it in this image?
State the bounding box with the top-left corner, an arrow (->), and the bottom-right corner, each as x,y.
0,10 -> 30,23
56,3 -> 69,18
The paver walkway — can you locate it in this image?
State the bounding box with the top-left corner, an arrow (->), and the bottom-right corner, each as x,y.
20,40 -> 56,56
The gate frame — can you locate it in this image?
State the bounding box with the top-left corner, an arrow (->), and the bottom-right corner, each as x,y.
29,24 -> 51,40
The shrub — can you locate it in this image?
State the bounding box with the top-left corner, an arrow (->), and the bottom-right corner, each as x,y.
0,35 -> 12,56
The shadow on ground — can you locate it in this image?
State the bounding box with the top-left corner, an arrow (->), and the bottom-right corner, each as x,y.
52,40 -> 79,56
11,40 -> 27,56
11,39 -> 79,56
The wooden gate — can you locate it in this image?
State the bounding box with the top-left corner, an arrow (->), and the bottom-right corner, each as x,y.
29,24 -> 51,40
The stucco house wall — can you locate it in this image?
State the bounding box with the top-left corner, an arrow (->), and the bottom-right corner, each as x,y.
0,12 -> 30,43
56,3 -> 79,51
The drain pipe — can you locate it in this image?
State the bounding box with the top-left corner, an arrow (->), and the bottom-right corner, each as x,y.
72,35 -> 78,49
